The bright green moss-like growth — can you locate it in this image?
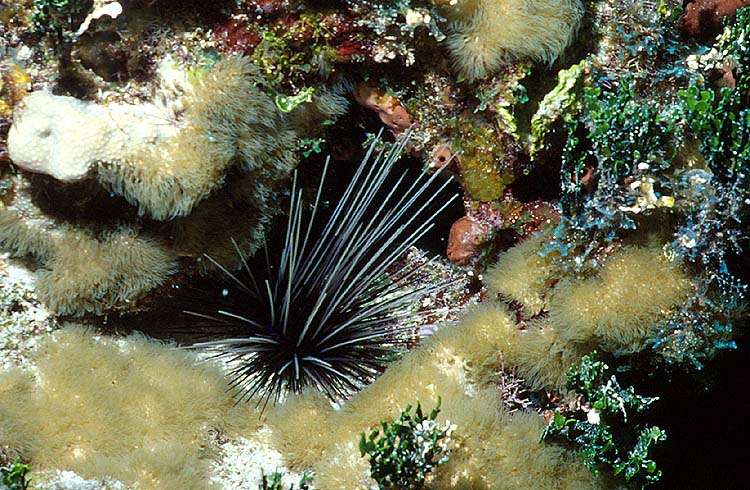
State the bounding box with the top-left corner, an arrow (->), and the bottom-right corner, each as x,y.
1,459 -> 30,490
680,4 -> 750,179
572,80 -> 681,193
528,61 -> 586,157
548,79 -> 684,271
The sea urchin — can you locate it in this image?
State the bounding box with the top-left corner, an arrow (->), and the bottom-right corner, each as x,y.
186,134 -> 458,405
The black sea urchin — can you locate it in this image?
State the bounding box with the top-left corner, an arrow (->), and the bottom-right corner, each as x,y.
186,135 -> 458,405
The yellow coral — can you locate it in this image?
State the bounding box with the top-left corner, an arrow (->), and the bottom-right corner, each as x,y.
35,227 -> 177,315
263,246 -> 691,487
0,368 -> 35,458
430,302 -> 518,383
335,347 -> 467,440
548,244 -> 691,353
429,389 -> 507,489
0,174 -> 58,261
434,0 -> 584,79
311,441 -> 376,490
512,319 -> 589,391
0,177 -> 178,315
489,410 -> 601,489
280,304 -> 599,489
0,327 -> 258,489
267,391 -> 334,469
0,204 -> 58,263
98,56 -> 297,221
484,231 -> 555,317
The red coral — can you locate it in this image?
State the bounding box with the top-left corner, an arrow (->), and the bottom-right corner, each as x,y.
213,19 -> 261,55
322,12 -> 370,62
680,0 -> 750,40
335,39 -> 368,61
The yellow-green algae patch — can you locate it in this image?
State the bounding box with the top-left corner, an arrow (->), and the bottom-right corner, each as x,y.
0,327 -> 262,489
454,122 -> 515,202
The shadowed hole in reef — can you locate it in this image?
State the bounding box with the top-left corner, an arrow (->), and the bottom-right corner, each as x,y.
607,346 -> 750,490
26,174 -> 140,228
653,248 -> 750,489
608,247 -> 750,489
101,139 -> 464,345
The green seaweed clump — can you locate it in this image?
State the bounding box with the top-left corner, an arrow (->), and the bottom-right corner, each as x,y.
593,0 -> 689,86
1,460 -> 30,490
546,78 -> 682,270
31,0 -> 93,70
360,399 -> 455,489
259,470 -> 312,490
650,9 -> 750,369
542,352 -> 666,487
32,0 -> 91,34
536,10 -> 750,370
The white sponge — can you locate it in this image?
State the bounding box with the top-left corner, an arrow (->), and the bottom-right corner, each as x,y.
7,91 -> 175,182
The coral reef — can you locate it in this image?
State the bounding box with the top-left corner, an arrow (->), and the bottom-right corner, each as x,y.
8,90 -> 173,182
485,231 -> 554,317
0,54 -> 303,315
511,319 -> 588,391
0,175 -> 179,315
680,0 -> 750,39
0,258 -> 57,370
542,353 -> 666,486
0,64 -> 31,120
35,226 -> 178,315
187,136 -> 457,404
265,303 -> 602,489
1,0 -> 748,487
484,238 -> 697,389
98,56 -> 296,221
548,244 -> 692,353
